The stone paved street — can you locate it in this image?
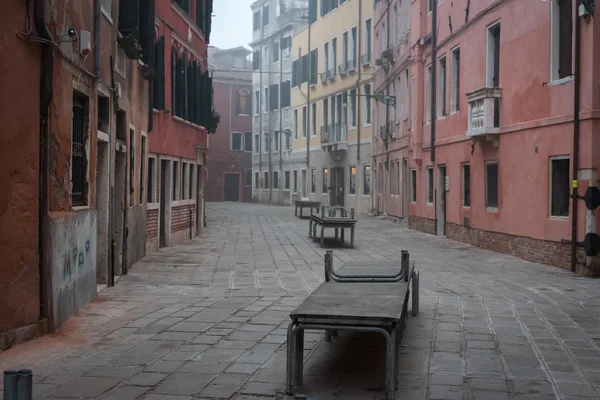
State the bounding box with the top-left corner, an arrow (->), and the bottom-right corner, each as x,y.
1,203 -> 600,399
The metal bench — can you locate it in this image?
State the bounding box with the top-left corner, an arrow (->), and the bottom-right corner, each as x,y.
295,199 -> 321,218
286,250 -> 420,400
308,206 -> 356,248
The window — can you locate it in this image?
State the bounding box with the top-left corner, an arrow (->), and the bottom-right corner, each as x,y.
285,170 -> 290,189
231,132 -> 242,151
396,161 -> 401,195
426,64 -> 432,122
427,167 -> 433,204
254,90 -> 259,114
273,41 -> 280,63
172,161 -> 179,200
293,109 -> 299,139
129,128 -> 135,206
264,132 -> 270,153
116,110 -> 126,141
364,19 -> 372,62
264,171 -> 270,189
254,171 -> 259,188
310,49 -> 318,85
403,69 -> 409,120
320,0 -> 338,16
439,56 -> 446,117
390,162 -> 395,196
262,4 -> 269,26
364,84 -> 371,124
147,157 -> 156,203
153,36 -> 166,110
189,164 -> 195,199
140,135 -> 146,204
311,169 -> 316,193
281,81 -> 291,108
462,163 -> 470,207
244,169 -> 252,187
285,130 -> 291,150
451,47 -> 460,113
322,168 -> 329,193
485,162 -> 499,209
264,86 -> 269,113
342,31 -> 349,66
293,170 -> 298,192
170,49 -> 206,124
311,103 -> 317,136
323,98 -> 329,127
411,75 -> 416,131
486,23 -> 501,87
182,162 -> 188,199
281,36 -> 292,58
236,88 -> 251,115
351,26 -> 357,65
350,89 -> 357,127
309,0 -> 317,23
172,0 -> 190,13
273,171 -> 279,189
363,165 -> 371,195
324,42 -> 329,73
550,157 -> 570,217
551,0 -> 573,80
72,92 -> 89,206
244,131 -> 253,152
332,37 -> 338,73
253,50 -> 260,70
254,134 -> 260,154
269,84 -> 279,111
264,45 -> 269,68
428,0 -> 432,13
350,166 -> 357,194
253,10 -> 260,31
274,131 -> 280,152
411,169 -> 417,202
302,106 -> 307,138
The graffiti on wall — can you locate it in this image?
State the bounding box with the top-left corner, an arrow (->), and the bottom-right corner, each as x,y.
62,238 -> 92,281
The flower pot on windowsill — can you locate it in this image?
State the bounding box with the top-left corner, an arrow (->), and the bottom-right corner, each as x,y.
117,35 -> 143,60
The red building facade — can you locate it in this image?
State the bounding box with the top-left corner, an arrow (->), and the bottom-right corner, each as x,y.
206,47 -> 253,203
146,0 -> 216,253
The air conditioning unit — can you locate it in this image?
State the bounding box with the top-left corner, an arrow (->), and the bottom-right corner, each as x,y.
381,49 -> 393,60
375,58 -> 384,66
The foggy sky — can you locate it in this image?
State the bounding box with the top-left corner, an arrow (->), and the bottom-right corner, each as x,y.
211,0 -> 254,50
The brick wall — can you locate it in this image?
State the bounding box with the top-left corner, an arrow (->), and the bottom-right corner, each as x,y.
146,209 -> 158,238
171,204 -> 195,233
409,215 -> 436,235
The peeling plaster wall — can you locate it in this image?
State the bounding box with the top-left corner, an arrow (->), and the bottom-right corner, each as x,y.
50,212 -> 97,329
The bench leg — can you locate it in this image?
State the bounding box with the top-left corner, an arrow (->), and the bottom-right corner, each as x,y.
286,320 -> 297,395
325,330 -> 332,342
386,327 -> 397,400
395,323 -> 400,390
332,330 -> 338,337
350,227 -> 355,248
299,207 -> 303,218
335,228 -> 338,240
341,228 -> 345,244
294,329 -> 304,387
308,219 -> 312,238
320,226 -> 325,247
295,205 -> 297,217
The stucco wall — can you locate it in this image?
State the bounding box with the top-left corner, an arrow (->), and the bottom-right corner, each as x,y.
0,0 -> 42,341
50,212 -> 97,329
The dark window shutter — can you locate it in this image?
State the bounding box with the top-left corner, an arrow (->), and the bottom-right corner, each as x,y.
187,62 -> 194,121
196,0 -> 205,31
558,0 -> 573,78
205,0 -> 213,43
253,50 -> 260,70
309,0 -> 317,23
139,0 -> 155,65
292,60 -> 297,87
310,49 -> 318,84
171,48 -> 176,114
153,36 -> 165,110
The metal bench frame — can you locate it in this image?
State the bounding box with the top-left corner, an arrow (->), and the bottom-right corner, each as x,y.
285,251 -> 420,400
294,200 -> 321,218
308,206 -> 356,248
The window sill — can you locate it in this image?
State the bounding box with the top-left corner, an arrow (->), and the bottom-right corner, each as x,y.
101,7 -> 113,24
549,215 -> 569,220
426,202 -> 433,206
450,110 -> 459,116
362,194 -> 371,198
172,116 -> 204,131
548,76 -> 574,87
462,205 -> 470,209
72,205 -> 90,212
486,207 -> 499,213
172,199 -> 197,207
147,203 -> 160,210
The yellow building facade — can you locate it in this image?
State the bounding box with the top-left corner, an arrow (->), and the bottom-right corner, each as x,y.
290,0 -> 374,213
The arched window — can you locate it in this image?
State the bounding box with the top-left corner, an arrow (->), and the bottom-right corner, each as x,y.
236,88 -> 250,115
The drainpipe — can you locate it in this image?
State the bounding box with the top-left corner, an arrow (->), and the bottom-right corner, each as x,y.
356,0 -> 362,164
34,0 -> 53,324
94,0 -> 100,77
570,0 -> 581,273
383,0 -> 391,217
431,0 -> 438,234
279,32 -> 284,206
306,19 -> 312,197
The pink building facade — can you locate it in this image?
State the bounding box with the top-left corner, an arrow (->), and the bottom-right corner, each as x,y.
373,0 -> 600,274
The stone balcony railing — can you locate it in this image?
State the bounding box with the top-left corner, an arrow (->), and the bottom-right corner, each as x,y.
361,53 -> 371,66
327,68 -> 336,81
466,87 -> 502,137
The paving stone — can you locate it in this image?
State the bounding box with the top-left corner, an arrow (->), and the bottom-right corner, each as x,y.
101,385 -> 149,399
429,373 -> 465,386
428,384 -> 465,400
154,372 -> 216,395
144,361 -> 184,373
555,381 -> 599,397
127,372 -> 169,386
47,377 -> 122,398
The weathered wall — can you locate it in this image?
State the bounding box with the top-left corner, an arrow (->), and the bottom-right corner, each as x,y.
50,212 -> 97,329
126,205 -> 147,270
0,0 -> 42,344
146,207 -> 159,253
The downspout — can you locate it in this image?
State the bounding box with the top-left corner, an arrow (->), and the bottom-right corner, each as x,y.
383,0 -> 391,217
306,20 -> 312,197
571,0 -> 581,273
431,0 -> 438,234
34,0 -> 53,324
94,0 -> 100,77
279,32 -> 284,205
356,0 -> 362,164
258,21 -> 263,199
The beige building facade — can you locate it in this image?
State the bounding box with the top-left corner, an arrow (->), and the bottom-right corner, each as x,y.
290,0 -> 374,213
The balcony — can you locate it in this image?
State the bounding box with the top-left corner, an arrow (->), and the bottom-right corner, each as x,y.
321,123 -> 348,153
361,53 -> 371,66
466,87 -> 502,145
338,63 -> 348,76
346,59 -> 357,73
327,68 -> 336,81
321,70 -> 329,84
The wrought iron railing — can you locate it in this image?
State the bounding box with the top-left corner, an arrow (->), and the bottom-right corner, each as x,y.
321,123 -> 348,144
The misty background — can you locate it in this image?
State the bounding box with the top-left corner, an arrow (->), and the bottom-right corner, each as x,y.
211,0 -> 254,50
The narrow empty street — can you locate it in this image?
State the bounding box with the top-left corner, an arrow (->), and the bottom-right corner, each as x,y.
1,203 -> 599,400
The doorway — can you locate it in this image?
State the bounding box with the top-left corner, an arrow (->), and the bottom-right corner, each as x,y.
113,151 -> 126,276
159,159 -> 171,248
196,165 -> 203,235
330,167 -> 345,206
224,173 -> 240,201
301,169 -> 307,198
437,165 -> 447,236
96,141 -> 109,284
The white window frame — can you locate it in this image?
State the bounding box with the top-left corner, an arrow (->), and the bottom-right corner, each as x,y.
451,46 -> 460,114
438,55 -> 447,118
342,30 -> 349,65
350,25 -> 358,64
486,21 -> 501,87
485,160 -> 499,212
549,155 -> 571,218
311,103 -> 317,137
230,131 -> 243,151
426,63 -> 432,124
254,90 -> 260,115
426,166 -> 434,205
